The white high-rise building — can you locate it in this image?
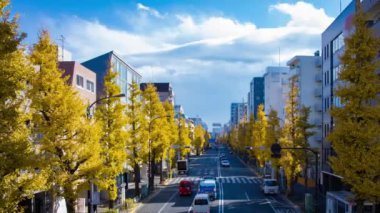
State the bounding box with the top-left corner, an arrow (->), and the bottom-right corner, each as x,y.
287,53 -> 322,148
263,66 -> 289,123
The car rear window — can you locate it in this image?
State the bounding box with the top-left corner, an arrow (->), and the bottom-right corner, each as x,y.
194,199 -> 208,205
264,180 -> 278,186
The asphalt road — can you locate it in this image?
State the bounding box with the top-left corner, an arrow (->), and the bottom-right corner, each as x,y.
136,145 -> 297,213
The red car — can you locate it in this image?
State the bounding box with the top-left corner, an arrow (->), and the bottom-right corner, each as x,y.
179,180 -> 192,196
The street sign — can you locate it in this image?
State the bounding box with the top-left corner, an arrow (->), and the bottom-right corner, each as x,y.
171,145 -> 180,149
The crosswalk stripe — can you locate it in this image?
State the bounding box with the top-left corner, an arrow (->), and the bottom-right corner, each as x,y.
242,178 -> 248,184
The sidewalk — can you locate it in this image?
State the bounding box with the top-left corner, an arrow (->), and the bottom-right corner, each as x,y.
236,155 -> 303,213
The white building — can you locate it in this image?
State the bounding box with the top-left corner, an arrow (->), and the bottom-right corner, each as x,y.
230,103 -> 247,126
212,123 -> 222,138
263,66 -> 289,123
287,53 -> 322,148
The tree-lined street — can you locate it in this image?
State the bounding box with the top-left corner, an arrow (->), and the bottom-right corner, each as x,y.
136,145 -> 298,213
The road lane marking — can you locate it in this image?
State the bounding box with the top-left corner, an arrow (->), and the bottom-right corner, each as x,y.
245,192 -> 250,201
157,191 -> 177,213
241,178 -> 247,184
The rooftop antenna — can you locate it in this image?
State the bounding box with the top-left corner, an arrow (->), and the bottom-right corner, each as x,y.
58,35 -> 65,61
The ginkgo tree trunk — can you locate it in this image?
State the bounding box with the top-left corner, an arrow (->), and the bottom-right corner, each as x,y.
328,1 -> 380,210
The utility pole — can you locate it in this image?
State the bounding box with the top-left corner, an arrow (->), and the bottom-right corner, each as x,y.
57,35 -> 65,61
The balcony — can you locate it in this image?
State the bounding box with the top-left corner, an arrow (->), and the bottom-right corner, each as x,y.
314,88 -> 322,97
315,73 -> 322,82
314,103 -> 322,112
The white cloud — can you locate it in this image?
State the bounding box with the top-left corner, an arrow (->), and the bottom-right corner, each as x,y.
39,1 -> 333,124
137,3 -> 163,18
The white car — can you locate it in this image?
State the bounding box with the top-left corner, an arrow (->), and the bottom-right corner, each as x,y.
192,193 -> 210,213
220,160 -> 230,167
262,179 -> 279,195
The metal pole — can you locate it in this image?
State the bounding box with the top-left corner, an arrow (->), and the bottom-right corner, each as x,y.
148,123 -> 152,193
315,152 -> 318,213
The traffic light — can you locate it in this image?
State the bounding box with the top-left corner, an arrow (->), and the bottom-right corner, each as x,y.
271,143 -> 282,158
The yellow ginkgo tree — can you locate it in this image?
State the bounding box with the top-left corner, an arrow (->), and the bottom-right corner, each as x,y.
95,67 -> 127,208
29,31 -> 102,212
328,0 -> 380,209
0,1 -> 47,211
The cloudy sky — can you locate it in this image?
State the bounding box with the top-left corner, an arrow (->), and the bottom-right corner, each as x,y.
12,0 -> 351,127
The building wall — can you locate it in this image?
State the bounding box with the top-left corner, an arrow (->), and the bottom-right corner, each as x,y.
82,51 -> 142,103
287,56 -> 322,149
320,0 -> 380,193
230,103 -> 239,126
264,66 -> 289,123
248,77 -> 264,119
59,61 -> 97,105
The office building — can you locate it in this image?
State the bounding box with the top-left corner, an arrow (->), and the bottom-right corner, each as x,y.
248,77 -> 264,119
211,123 -> 223,139
263,66 -> 289,123
321,1 -> 380,211
140,82 -> 174,105
82,51 -> 142,102
287,53 -> 322,149
230,103 -> 248,126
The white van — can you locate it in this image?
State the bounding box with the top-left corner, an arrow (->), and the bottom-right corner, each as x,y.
262,179 -> 279,195
192,193 -> 210,213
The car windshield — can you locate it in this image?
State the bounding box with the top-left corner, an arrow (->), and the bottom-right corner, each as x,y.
194,199 -> 208,205
264,180 -> 278,186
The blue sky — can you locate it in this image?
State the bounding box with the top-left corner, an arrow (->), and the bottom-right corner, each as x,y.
12,0 -> 351,127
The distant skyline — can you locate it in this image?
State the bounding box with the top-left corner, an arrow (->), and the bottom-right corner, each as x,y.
12,0 -> 351,126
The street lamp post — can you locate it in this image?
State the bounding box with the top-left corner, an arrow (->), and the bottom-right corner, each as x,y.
86,93 -> 125,213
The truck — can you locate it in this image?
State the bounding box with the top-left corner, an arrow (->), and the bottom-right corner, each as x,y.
177,159 -> 188,175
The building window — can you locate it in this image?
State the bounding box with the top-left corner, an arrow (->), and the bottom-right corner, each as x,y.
76,75 -> 84,87
86,80 -> 94,92
333,33 -> 344,53
333,64 -> 343,81
327,44 -> 329,58
327,70 -> 330,84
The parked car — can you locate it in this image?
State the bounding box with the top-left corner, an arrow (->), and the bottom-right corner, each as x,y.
219,153 -> 225,158
262,179 -> 279,195
199,180 -> 217,200
220,160 -> 230,167
192,193 -> 210,213
179,180 -> 192,196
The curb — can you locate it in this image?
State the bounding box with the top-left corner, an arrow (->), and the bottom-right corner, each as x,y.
130,178 -> 174,213
236,155 -> 302,213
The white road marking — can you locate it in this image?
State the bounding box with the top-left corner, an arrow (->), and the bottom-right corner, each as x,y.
267,198 -> 280,213
245,192 -> 250,201
157,191 -> 177,213
241,178 -> 247,184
